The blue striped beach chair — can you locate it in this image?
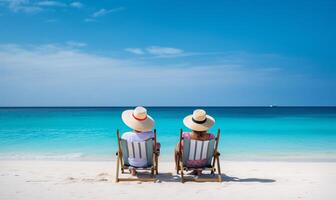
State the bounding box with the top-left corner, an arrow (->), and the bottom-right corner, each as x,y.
115,129 -> 159,182
177,129 -> 221,183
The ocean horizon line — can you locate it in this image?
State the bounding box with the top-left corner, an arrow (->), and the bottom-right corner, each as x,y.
1,106 -> 336,109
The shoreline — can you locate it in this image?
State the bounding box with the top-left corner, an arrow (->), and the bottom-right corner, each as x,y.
1,153 -> 336,163
2,158 -> 336,163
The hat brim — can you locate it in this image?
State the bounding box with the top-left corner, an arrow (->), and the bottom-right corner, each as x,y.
183,115 -> 215,131
122,110 -> 154,132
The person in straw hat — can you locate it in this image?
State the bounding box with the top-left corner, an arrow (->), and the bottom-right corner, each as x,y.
121,106 -> 158,175
174,109 -> 215,175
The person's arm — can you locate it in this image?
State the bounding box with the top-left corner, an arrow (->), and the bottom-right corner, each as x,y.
152,132 -> 160,151
155,143 -> 161,152
208,133 -> 215,140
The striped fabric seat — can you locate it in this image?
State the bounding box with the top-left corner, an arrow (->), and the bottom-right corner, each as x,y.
120,139 -> 154,167
182,138 -> 215,167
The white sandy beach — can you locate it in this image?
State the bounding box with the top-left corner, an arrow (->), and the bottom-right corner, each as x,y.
0,160 -> 335,200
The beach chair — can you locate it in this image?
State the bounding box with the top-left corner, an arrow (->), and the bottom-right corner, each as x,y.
115,129 -> 159,182
176,128 -> 221,183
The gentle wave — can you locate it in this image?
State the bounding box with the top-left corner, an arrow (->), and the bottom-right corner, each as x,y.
1,152 -> 336,162
0,153 -> 88,161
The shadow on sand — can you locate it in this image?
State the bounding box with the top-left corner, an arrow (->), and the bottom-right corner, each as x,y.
146,173 -> 276,183
221,174 -> 276,183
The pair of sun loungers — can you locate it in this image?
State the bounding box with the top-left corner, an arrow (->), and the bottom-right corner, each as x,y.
115,129 -> 222,183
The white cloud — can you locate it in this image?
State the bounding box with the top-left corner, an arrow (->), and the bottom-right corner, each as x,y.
124,46 -> 184,57
0,0 -> 84,13
3,0 -> 43,13
37,1 -> 66,7
146,46 -> 184,56
66,41 -> 87,48
12,5 -> 42,13
69,1 -> 82,8
84,18 -> 95,22
0,43 -> 301,106
92,7 -> 124,18
84,6 -> 126,22
125,48 -> 145,55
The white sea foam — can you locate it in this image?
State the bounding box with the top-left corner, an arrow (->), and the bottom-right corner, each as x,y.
1,152 -> 336,162
0,153 -> 88,161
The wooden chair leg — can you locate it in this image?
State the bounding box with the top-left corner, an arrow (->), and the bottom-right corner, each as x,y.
155,154 -> 159,175
151,166 -> 157,182
179,162 -> 184,183
175,154 -> 179,174
151,167 -> 154,176
216,156 -> 222,182
120,158 -> 124,174
115,155 -> 120,183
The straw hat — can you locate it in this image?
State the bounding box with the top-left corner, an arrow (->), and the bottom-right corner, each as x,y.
122,106 -> 154,132
183,109 -> 215,131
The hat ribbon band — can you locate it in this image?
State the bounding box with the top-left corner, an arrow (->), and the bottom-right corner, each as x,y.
132,113 -> 147,121
192,117 -> 207,124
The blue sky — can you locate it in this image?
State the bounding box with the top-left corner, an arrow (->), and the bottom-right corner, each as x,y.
0,0 -> 335,106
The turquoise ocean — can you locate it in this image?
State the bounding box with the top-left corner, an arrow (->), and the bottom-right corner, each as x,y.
0,107 -> 336,161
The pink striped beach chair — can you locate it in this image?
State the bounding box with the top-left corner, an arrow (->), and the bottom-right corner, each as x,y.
176,129 -> 221,183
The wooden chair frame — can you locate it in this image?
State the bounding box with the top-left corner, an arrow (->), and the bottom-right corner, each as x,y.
176,128 -> 222,183
115,129 -> 159,182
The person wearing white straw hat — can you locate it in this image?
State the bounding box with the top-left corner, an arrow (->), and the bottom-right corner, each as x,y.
174,109 -> 215,175
121,106 -> 158,175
